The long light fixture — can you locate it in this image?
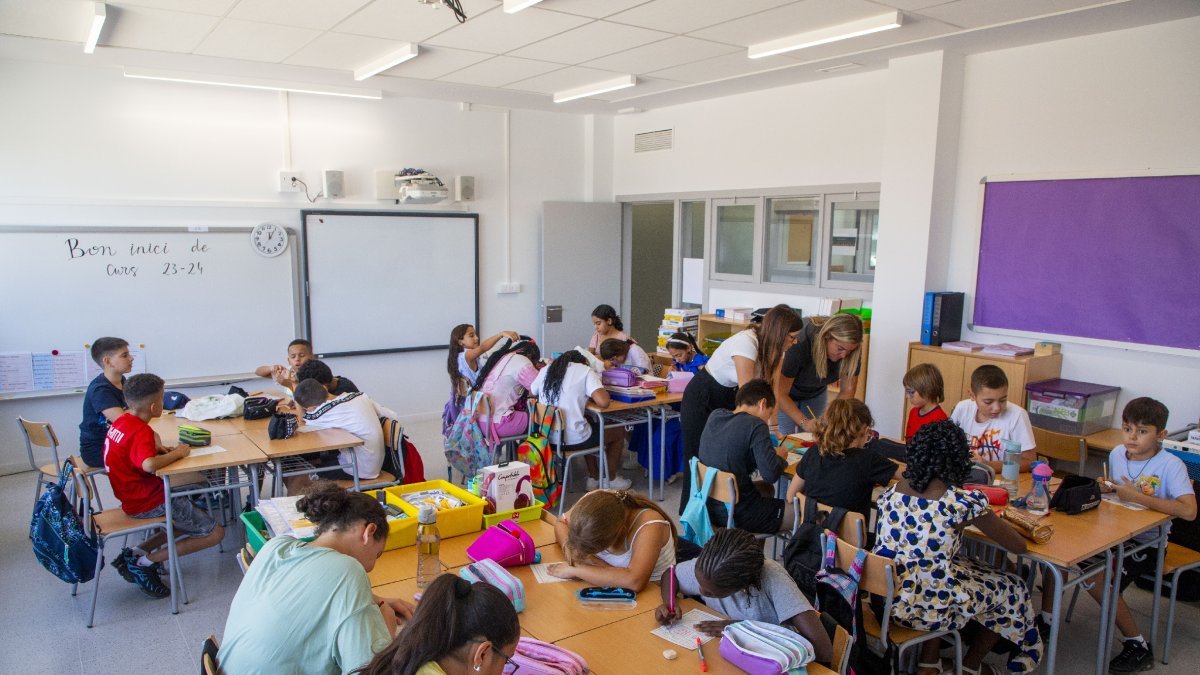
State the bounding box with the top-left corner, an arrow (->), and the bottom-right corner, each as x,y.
553,74 -> 636,104
123,67 -> 383,99
748,11 -> 902,59
84,3 -> 106,54
354,43 -> 419,81
503,0 -> 544,13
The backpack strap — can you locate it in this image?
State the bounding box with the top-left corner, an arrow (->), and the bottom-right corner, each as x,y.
847,547 -> 867,586
823,506 -> 850,535
821,530 -> 838,571
538,406 -> 557,436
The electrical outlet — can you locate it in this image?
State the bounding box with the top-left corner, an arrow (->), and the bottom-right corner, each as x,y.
279,171 -> 304,193
497,282 -> 522,294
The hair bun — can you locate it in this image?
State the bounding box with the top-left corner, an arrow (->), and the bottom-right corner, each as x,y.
296,481 -> 347,522
454,576 -> 472,598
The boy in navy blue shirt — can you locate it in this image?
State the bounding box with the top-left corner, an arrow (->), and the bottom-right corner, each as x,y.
78,337 -> 132,468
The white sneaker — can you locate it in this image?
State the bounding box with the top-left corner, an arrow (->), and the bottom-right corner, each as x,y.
604,476 -> 633,491
586,478 -> 600,491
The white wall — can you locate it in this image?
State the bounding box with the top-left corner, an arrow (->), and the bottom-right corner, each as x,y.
0,58 -> 588,474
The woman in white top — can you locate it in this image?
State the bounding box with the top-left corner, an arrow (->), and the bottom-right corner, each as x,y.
548,489 -> 676,591
473,338 -> 542,438
530,351 -> 631,491
677,305 -> 803,513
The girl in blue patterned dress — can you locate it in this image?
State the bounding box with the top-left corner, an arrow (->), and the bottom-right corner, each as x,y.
874,420 -> 1042,675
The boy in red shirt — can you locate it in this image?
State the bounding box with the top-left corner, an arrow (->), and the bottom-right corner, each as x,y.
103,373 -> 224,597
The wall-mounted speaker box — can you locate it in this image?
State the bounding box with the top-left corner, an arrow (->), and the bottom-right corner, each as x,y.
455,175 -> 475,201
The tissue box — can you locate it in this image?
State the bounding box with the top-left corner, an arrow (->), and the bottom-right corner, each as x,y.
481,461 -> 535,515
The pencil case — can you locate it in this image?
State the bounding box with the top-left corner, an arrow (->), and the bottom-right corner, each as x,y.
178,425 -> 211,447
575,586 -> 638,610
965,484 -> 1009,506
459,558 -> 525,613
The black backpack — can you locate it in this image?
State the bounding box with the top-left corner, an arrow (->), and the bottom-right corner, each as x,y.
243,396 -> 279,420
268,412 -> 298,440
31,461 -> 100,584
782,496 -> 849,597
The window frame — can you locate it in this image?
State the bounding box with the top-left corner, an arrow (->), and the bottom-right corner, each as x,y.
820,191 -> 881,292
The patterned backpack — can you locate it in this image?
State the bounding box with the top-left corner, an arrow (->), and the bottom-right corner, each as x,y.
814,531 -> 866,633
30,460 -> 99,584
516,406 -> 562,509
443,392 -> 497,479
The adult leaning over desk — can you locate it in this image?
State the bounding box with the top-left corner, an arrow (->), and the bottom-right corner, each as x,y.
678,304 -> 802,514
218,482 -> 415,675
776,313 -> 863,436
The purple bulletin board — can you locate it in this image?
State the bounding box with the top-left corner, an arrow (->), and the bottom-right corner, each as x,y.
974,174 -> 1200,351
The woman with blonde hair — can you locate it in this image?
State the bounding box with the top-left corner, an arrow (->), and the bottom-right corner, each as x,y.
776,313 -> 863,435
547,489 -> 676,591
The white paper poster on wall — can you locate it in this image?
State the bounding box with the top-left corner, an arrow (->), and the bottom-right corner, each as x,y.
681,258 -> 704,305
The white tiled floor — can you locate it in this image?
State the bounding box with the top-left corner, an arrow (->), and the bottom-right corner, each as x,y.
2,416 -> 1196,673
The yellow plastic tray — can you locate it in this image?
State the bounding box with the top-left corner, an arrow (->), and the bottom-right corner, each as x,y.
385,480 -> 486,539
482,502 -> 544,528
364,488 -> 419,551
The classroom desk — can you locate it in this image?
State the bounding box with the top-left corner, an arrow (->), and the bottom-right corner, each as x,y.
155,433 -> 268,614
587,390 -> 683,499
150,412 -> 247,441
244,425 -> 365,493
1085,427 -> 1125,452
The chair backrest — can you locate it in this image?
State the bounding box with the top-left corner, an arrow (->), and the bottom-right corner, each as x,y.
66,457 -> 100,524
200,635 -> 220,675
829,534 -> 899,644
18,416 -> 61,472
695,461 -> 738,528
380,417 -> 406,482
528,401 -> 565,447
830,621 -> 854,675
1032,426 -> 1087,471
793,493 -> 867,548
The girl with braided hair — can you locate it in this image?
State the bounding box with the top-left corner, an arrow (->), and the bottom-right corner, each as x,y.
874,420 -> 1042,675
655,528 -> 831,662
547,489 -> 675,590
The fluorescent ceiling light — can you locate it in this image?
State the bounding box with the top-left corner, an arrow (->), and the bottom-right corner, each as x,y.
123,67 -> 383,100
748,11 -> 903,59
553,75 -> 636,104
354,43 -> 419,81
84,3 -> 106,54
504,0 -> 544,13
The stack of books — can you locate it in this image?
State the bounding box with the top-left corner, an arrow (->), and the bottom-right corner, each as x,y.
941,341 -> 985,352
981,343 -> 1034,357
657,307 -> 699,354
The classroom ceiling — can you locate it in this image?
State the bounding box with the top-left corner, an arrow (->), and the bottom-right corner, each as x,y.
1,0 -> 1198,113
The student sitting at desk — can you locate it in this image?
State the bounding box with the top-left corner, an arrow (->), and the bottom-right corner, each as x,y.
359,574 -> 519,675
79,336 -> 131,468
280,379 -> 397,484
296,358 -> 358,396
697,379 -> 794,535
587,303 -> 628,353
656,528 -> 832,662
219,482 -> 416,675
255,338 -> 315,391
473,337 -> 542,438
598,336 -> 652,374
103,373 -> 224,599
665,331 -> 709,374
549,488 -> 676,590
950,365 -> 1036,472
903,363 -> 948,442
786,398 -> 897,520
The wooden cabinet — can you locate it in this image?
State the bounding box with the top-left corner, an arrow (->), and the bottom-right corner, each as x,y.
904,342 -> 1062,423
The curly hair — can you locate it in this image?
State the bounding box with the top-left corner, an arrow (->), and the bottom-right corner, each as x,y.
902,420 -> 972,492
694,528 -> 764,595
814,398 -> 873,458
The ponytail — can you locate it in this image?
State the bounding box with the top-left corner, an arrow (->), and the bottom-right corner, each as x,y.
598,338 -> 633,361
665,331 -> 700,354
541,351 -> 587,404
356,574 -> 520,675
447,323 -> 472,391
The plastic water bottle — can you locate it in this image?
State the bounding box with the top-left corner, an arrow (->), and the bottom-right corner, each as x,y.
416,505 -> 441,590
1027,463 -> 1053,515
1000,439 -> 1022,498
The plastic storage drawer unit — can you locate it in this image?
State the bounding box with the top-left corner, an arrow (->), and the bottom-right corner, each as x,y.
1025,379 -> 1120,436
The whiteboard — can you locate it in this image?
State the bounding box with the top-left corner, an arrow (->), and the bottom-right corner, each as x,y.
302,211 -> 478,356
0,227 -> 299,392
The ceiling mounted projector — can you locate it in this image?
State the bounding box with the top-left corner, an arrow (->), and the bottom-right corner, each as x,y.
394,171 -> 448,204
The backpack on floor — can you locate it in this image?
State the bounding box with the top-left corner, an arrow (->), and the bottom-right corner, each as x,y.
782,497 -> 849,597
30,460 -> 100,584
443,392 -> 497,478
516,406 -> 563,509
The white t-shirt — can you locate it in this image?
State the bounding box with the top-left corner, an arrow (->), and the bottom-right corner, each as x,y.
478,353 -> 538,421
950,399 -> 1036,463
625,342 -> 653,373
303,392 -> 397,479
531,362 -> 603,446
705,329 -> 758,388
1111,444 -> 1195,543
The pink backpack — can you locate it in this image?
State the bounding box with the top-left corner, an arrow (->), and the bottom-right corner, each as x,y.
510,637 -> 588,675
466,521 -> 538,567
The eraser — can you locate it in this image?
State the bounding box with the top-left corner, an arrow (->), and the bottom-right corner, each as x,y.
662,649 -> 678,660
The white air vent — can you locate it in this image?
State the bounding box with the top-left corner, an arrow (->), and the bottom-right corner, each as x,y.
634,129 -> 673,153
816,62 -> 863,74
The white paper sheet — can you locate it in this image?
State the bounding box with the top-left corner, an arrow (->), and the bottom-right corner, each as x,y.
650,608 -> 721,649
681,258 -> 704,304
530,563 -> 571,584
0,352 -> 35,394
186,444 -> 227,458
31,350 -> 87,390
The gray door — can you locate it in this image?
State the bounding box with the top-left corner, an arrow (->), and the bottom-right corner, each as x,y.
541,201 -> 622,355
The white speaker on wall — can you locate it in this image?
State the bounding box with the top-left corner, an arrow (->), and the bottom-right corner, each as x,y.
323,170 -> 345,199
454,175 -> 475,202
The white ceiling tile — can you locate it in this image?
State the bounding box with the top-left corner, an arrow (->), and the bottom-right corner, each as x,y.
116,0 -> 238,16
648,51 -> 799,84
425,6 -> 590,53
917,0 -> 1114,29
283,31 -> 402,70
335,0 -> 500,42
508,20 -> 670,64
872,0 -> 957,10
229,0 -> 373,31
505,65 -> 623,94
193,18 -> 321,63
608,0 -> 796,34
101,5 -> 219,53
438,55 -> 562,87
535,0 -> 652,19
583,35 -> 737,74
378,45 -> 492,79
689,0 -> 891,47
0,0 -> 96,42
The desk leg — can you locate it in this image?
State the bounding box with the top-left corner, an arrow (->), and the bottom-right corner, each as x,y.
162,476 -> 179,615
596,411 -> 608,488
249,464 -> 260,505
351,452 -> 361,492
1098,547 -> 1117,675
1040,560 -> 1065,675
645,408 -> 655,499
1150,526 -> 1166,651
656,408 -> 667,502
274,461 -> 283,498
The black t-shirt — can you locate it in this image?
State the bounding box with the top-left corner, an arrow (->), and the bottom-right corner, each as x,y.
781,321 -> 858,401
795,444 -> 897,517
698,409 -> 786,500
79,373 -> 125,467
330,375 -> 359,396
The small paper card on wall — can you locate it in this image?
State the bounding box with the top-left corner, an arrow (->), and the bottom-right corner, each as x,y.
681,258 -> 704,305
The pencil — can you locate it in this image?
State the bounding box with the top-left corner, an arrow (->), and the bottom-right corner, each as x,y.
696,637 -> 707,672
1103,461 -> 1108,483
806,405 -> 817,419
668,564 -> 676,617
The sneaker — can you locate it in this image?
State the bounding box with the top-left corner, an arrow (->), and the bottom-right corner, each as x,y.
127,561 -> 171,599
1109,639 -> 1154,673
1035,616 -> 1052,642
586,478 -> 600,491
112,548 -> 137,583
604,476 -> 633,491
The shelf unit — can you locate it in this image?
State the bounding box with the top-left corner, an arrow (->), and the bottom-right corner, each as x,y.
904,342 -> 1062,423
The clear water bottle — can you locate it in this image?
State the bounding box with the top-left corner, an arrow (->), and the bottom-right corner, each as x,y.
1000,439 -> 1022,498
416,505 -> 441,591
1027,463 -> 1053,515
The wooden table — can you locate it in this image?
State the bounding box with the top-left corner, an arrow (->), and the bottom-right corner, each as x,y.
150,412 -> 247,441
1085,427 -> 1125,452
244,425 -> 365,493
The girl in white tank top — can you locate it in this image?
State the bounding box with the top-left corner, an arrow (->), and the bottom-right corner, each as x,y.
547,490 -> 676,590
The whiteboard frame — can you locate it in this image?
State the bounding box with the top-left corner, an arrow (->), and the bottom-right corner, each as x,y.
967,169 -> 1200,358
0,225 -> 303,396
300,210 -> 479,358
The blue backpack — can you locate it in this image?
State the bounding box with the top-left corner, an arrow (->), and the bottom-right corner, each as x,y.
31,461 -> 99,584
680,457 -> 718,546
443,392 -> 497,479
